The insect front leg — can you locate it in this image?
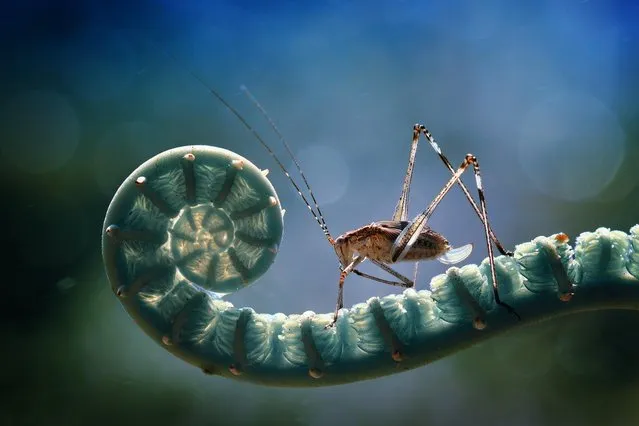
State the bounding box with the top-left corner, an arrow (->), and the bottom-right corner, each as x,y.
327,255 -> 366,329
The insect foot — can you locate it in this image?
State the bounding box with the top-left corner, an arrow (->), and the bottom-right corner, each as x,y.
324,314 -> 339,329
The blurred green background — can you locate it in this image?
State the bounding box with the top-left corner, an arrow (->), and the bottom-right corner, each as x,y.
1,1 -> 638,425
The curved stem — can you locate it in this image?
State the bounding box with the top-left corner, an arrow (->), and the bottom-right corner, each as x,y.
112,225 -> 639,387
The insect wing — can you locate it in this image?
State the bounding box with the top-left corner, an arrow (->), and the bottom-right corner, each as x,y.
436,243 -> 473,265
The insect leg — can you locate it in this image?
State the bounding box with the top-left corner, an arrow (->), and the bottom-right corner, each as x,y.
412,262 -> 419,286
392,125 -> 420,222
390,126 -> 422,284
353,259 -> 414,287
368,259 -> 414,286
327,255 -> 366,328
390,153 -> 520,321
241,86 -> 413,288
351,270 -> 411,287
390,155 -> 474,263
416,124 -> 512,257
242,87 -> 427,291
464,154 -> 520,320
347,130 -> 423,290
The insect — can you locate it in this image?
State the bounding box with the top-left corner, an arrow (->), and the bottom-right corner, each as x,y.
168,52 -> 520,329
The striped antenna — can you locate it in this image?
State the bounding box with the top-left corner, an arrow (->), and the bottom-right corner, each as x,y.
240,85 -> 331,239
159,48 -> 334,244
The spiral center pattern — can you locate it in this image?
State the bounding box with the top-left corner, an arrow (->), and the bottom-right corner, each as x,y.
170,204 -> 234,258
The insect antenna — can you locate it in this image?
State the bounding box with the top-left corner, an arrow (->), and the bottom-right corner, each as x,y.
240,85 -> 332,240
158,48 -> 334,244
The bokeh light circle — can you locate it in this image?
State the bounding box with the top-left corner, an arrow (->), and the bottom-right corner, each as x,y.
517,91 -> 625,201
295,144 -> 350,206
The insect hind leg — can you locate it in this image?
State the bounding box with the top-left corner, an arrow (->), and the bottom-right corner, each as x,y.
463,152 -> 520,321
389,149 -> 521,323
416,124 -> 513,257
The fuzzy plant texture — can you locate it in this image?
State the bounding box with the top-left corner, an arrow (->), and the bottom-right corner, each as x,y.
102,145 -> 639,388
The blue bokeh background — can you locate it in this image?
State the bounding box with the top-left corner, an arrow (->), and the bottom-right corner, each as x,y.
1,1 -> 638,425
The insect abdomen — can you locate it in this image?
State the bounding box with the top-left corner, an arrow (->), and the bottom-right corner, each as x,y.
400,230 -> 449,261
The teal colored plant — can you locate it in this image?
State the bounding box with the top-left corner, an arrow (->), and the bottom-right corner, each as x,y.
102,144 -> 639,387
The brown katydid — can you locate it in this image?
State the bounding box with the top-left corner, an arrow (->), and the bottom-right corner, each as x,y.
243,87 -> 521,328
165,51 -> 520,328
